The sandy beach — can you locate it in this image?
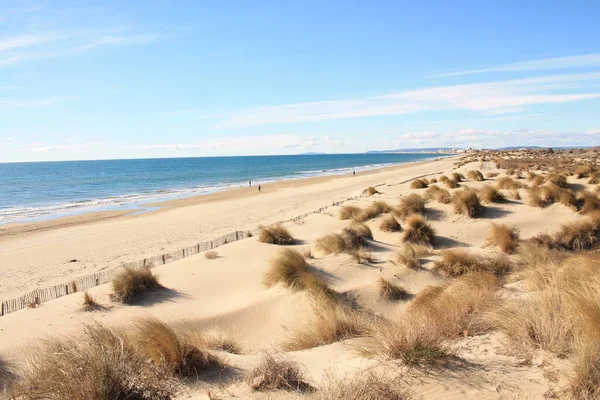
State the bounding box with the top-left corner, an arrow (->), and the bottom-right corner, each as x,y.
2,150 -> 600,399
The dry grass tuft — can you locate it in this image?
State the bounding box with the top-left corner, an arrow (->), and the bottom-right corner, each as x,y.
379,214 -> 401,232
10,324 -> 177,400
131,318 -> 224,377
365,186 -> 381,196
361,200 -> 393,221
204,251 -> 218,259
258,224 -> 296,245
339,205 -> 363,220
496,176 -> 523,190
554,212 -> 600,251
198,327 -> 243,355
434,250 -> 511,278
247,353 -> 313,393
545,173 -> 568,188
452,188 -> 484,218
429,177 -> 438,183
402,215 -> 435,246
283,302 -> 372,351
111,267 -> 162,304
577,191 -> 600,215
424,185 -> 451,204
394,194 -> 426,220
82,291 -> 99,311
451,172 -> 465,182
410,178 -> 429,189
575,165 -> 595,179
312,371 -> 410,400
467,170 -> 484,181
264,248 -> 312,291
378,277 -> 410,301
486,223 -> 520,254
440,175 -> 460,188
588,172 -> 600,184
478,185 -> 505,204
395,244 -> 430,270
349,247 -> 374,264
486,172 -> 499,178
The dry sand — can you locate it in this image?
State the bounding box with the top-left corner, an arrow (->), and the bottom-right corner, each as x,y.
0,154 -> 593,399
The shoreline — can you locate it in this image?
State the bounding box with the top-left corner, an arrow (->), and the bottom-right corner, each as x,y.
1,155 -> 454,237
0,156 -> 457,300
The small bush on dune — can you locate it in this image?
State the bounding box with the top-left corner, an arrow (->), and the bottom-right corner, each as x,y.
316,223 -> 372,255
394,194 -> 426,220
545,173 -> 568,188
198,326 -> 243,355
131,318 -> 223,377
204,250 -> 218,259
378,277 -> 410,301
496,177 -> 523,190
575,165 -> 595,179
410,178 -> 429,189
344,221 -> 373,240
365,186 -> 380,196
82,291 -> 99,311
554,212 -> 600,251
264,248 -> 311,291
486,172 -> 499,178
451,172 -> 465,182
313,371 -> 409,400
10,324 -> 176,400
429,177 -> 438,183
283,302 -> 372,351
452,188 -> 484,218
442,177 -> 460,188
258,224 -> 296,245
531,175 -> 545,186
316,233 -> 349,255
486,223 -> 520,254
577,191 -> 600,215
379,214 -> 401,232
434,250 -> 511,278
362,200 -> 393,220
396,244 -> 429,270
467,170 -> 484,181
402,215 -> 435,246
478,185 -> 505,204
349,247 -> 373,264
247,353 -> 313,393
588,172 -> 600,184
339,205 -> 363,221
111,267 -> 162,304
424,185 -> 451,204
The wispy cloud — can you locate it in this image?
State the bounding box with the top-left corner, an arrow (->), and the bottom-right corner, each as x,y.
0,33 -> 64,51
0,97 -> 71,111
26,142 -> 109,153
433,54 -> 600,77
206,73 -> 600,127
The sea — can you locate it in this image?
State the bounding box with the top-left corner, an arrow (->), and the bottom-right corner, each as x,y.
0,153 -> 451,224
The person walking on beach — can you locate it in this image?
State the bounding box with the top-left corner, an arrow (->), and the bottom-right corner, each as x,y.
249,180 -> 252,187
353,171 -> 356,176
258,185 -> 262,192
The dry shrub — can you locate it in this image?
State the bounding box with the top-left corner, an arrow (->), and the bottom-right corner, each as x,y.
379,214 -> 401,232
264,248 -> 312,291
378,277 -> 410,301
82,291 -> 99,311
258,224 -> 296,245
130,318 -> 223,377
486,223 -> 520,253
429,177 -> 438,183
451,188 -> 484,218
339,205 -> 363,220
434,250 -> 511,278
442,177 -> 460,188
496,177 -> 523,190
365,186 -> 381,196
312,371 -> 409,400
531,175 -> 545,186
526,186 -> 553,208
402,215 -> 435,246
554,212 -> 600,251
410,178 -> 429,189
0,356 -> 13,393
486,172 -> 499,178
316,233 -> 349,255
111,267 -> 162,304
349,247 -> 373,264
545,173 -> 568,188
424,185 -> 451,204
198,327 -> 243,354
316,223 -> 371,256
10,324 -> 177,400
467,170 -> 484,181
283,302 -> 372,351
570,341 -> 600,399
204,251 -> 218,259
577,191 -> 600,215
396,244 -> 429,270
588,172 -> 600,184
575,165 -> 595,179
247,353 -> 313,393
345,221 -> 373,240
508,189 -> 521,200
451,172 -> 465,182
478,185 -> 505,204
394,194 -> 425,220
362,200 -> 393,220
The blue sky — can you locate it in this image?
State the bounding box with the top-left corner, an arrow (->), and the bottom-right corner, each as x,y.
1,0 -> 599,162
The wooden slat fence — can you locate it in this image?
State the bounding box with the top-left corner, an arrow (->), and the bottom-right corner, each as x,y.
0,192 -> 375,317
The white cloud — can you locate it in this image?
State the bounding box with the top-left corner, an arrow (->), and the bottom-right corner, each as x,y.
0,33 -> 64,51
433,54 -> 600,77
209,73 -> 600,127
0,97 -> 71,111
27,142 -> 109,153
585,129 -> 600,135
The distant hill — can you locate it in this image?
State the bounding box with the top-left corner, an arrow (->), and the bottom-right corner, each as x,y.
296,152 -> 328,155
496,145 -> 595,150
